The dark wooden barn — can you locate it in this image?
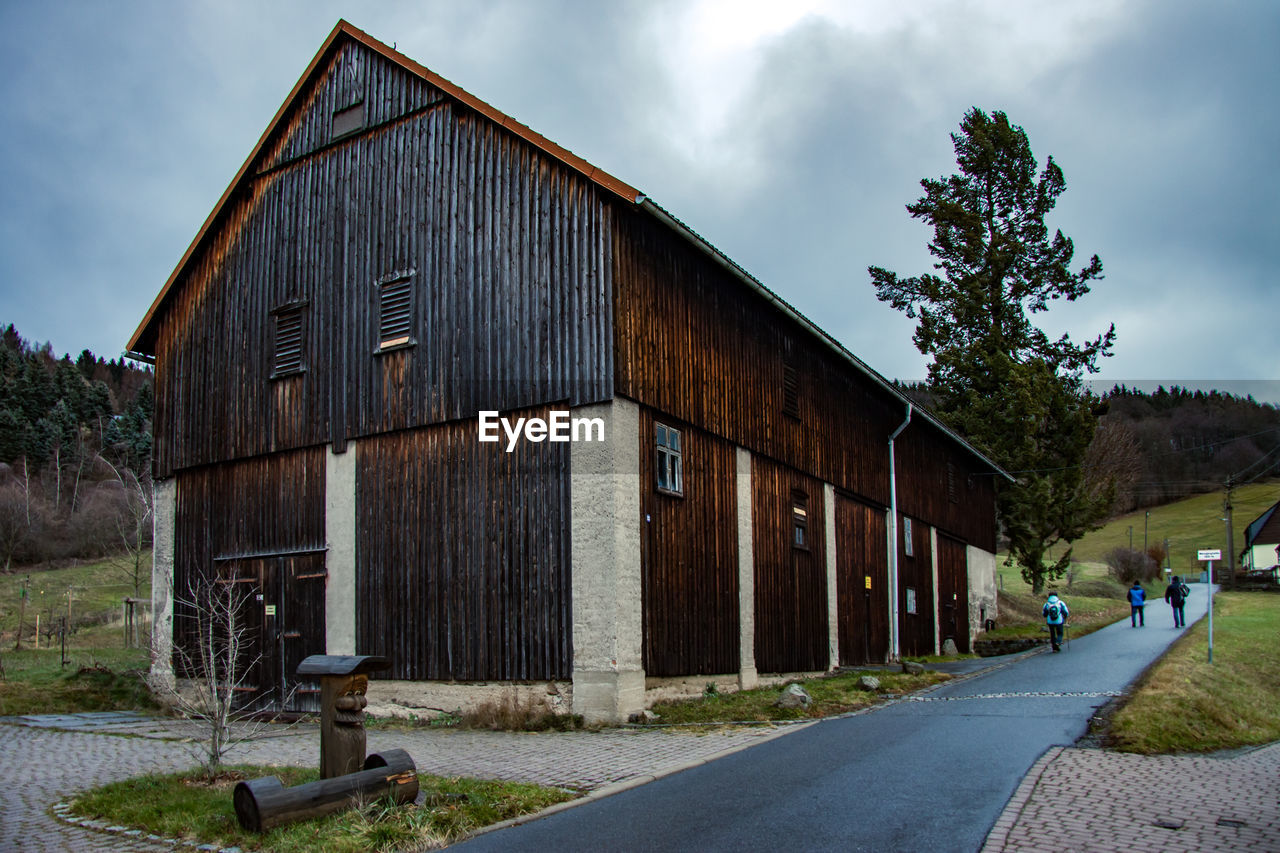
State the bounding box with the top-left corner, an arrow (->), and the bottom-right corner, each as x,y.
132,21 -> 1006,722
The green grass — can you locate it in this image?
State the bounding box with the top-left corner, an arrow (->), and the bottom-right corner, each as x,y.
69,765 -> 577,853
0,646 -> 157,716
1042,480 -> 1280,576
1106,590 -> 1280,754
643,669 -> 951,725
1,552 -> 151,640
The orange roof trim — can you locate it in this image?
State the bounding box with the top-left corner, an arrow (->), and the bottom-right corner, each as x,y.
128,20 -> 641,356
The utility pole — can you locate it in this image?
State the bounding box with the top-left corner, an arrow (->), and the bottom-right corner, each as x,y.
1144,511 -> 1149,554
1223,479 -> 1236,589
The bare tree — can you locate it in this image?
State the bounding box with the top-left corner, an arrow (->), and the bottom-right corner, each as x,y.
0,484 -> 28,573
156,572 -> 290,775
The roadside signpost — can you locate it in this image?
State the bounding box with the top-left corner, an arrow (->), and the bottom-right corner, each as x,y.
1198,549 -> 1221,663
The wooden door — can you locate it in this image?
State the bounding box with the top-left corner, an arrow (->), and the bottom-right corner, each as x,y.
936,535 -> 969,653
221,553 -> 327,713
836,495 -> 889,664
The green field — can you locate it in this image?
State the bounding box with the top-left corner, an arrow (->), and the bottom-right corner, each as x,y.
1048,480 -> 1278,575
0,554 -> 151,646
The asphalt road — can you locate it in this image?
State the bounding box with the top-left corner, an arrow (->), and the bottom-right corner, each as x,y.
456,586 -> 1211,853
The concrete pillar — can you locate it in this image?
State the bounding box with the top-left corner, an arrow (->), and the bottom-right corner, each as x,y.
326,441 -> 358,655
967,544 -> 998,638
930,526 -> 941,656
824,483 -> 838,670
570,399 -> 644,724
150,477 -> 177,691
735,447 -> 757,690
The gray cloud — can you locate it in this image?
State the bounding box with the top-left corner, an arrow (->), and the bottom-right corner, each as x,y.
0,1 -> 1274,402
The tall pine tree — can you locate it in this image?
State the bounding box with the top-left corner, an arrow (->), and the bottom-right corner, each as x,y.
870,108 -> 1116,592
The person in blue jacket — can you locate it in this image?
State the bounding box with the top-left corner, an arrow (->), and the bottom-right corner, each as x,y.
1043,593 -> 1069,652
1127,580 -> 1146,627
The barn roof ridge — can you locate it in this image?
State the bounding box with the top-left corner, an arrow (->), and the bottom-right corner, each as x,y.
127,19 -> 1009,479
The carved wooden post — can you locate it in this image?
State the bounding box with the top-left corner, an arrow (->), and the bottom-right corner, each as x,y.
295,654 -> 390,778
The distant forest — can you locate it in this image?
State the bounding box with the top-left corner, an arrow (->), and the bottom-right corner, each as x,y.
1100,385 -> 1280,511
0,324 -> 153,569
901,382 -> 1280,515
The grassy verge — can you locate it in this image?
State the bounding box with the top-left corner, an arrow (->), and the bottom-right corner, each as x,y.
642,669 -> 951,726
1105,590 -> 1280,754
1,554 -> 151,641
68,765 -> 577,853
0,646 -> 156,716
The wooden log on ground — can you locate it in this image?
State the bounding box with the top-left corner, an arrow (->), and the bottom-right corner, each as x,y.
233,748 -> 419,832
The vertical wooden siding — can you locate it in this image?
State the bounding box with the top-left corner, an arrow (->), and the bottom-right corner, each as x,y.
835,494 -> 890,665
356,413 -> 571,681
752,456 -> 828,673
171,448 -> 327,678
896,515 -> 935,658
612,206 -> 997,552
639,410 -> 739,676
935,534 -> 970,653
152,41 -> 613,478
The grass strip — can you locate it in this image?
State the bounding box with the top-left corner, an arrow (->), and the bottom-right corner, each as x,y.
1106,590 -> 1280,754
68,765 -> 577,853
642,669 -> 951,726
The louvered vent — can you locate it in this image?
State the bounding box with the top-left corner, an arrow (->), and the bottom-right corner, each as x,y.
273,308 -> 304,376
782,363 -> 800,418
378,277 -> 413,349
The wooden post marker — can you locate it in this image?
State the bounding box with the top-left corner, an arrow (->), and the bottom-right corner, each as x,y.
295,654 -> 390,778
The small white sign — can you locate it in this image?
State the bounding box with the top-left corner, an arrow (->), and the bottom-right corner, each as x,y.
1197,549 -> 1222,561
264,604 -> 277,616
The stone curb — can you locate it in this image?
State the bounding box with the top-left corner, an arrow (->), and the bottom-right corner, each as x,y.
50,800 -> 248,852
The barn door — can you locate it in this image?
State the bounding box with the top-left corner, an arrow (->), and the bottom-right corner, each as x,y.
221,553 -> 327,713
936,535 -> 970,653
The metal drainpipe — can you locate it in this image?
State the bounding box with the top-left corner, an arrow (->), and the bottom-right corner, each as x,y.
888,404 -> 913,661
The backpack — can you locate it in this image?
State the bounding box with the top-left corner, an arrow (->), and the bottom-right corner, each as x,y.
1046,603 -> 1061,622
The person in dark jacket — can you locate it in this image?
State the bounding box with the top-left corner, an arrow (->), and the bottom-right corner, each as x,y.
1164,575 -> 1190,627
1127,580 -> 1146,627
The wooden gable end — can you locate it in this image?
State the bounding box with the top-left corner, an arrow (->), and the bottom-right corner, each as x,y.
148,32 -> 616,477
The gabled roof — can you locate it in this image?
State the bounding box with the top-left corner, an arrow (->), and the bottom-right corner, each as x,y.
1244,500 -> 1280,547
128,20 -> 1010,480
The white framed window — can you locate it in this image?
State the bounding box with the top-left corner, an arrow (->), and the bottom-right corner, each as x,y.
906,586 -> 918,615
903,517 -> 915,557
655,423 -> 683,496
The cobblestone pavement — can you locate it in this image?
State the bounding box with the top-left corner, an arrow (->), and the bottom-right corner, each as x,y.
982,742 -> 1280,852
0,716 -> 800,851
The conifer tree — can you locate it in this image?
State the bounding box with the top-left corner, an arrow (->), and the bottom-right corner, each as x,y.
870,108 -> 1116,592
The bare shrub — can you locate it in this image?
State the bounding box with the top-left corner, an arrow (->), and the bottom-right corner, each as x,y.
461,692 -> 583,731
1105,547 -> 1159,584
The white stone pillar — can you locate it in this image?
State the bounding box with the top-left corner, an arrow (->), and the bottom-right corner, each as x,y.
824,483 -> 838,670
326,441 -> 358,655
735,447 -> 757,689
967,544 -> 998,639
571,399 -> 644,723
150,477 -> 177,691
930,526 -> 941,656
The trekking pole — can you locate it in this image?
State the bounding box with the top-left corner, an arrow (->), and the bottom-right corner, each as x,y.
1065,623 -> 1070,652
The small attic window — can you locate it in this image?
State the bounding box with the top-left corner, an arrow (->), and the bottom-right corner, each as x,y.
332,101 -> 365,139
270,303 -> 306,378
376,274 -> 415,352
782,363 -> 800,419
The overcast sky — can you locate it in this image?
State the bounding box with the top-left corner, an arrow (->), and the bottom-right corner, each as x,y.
1,0 -> 1276,402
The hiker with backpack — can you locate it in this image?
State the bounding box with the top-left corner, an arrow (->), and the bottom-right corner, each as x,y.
1043,593 -> 1069,652
1164,575 -> 1191,628
1127,580 -> 1146,627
